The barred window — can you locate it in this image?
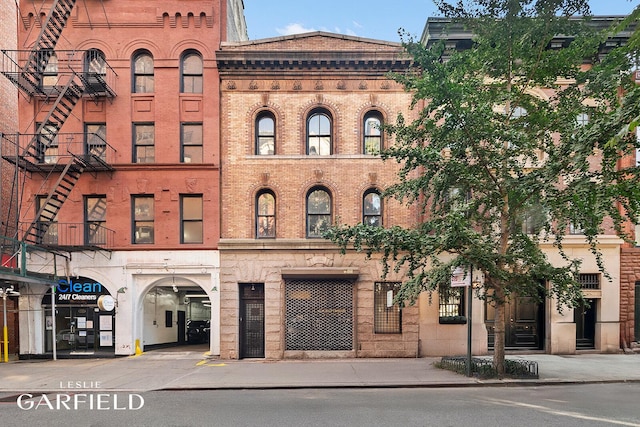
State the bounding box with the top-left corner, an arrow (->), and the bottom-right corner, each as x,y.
439,284 -> 466,324
578,273 -> 600,290
374,282 -> 401,333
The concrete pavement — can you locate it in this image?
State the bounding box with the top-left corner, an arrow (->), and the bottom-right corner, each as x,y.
0,350 -> 638,394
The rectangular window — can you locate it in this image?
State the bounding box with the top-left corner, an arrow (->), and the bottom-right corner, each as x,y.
36,122 -> 58,164
36,195 -> 58,245
181,123 -> 203,163
133,123 -> 155,163
439,284 -> 466,323
85,195 -> 107,245
85,123 -> 107,161
181,194 -> 203,243
578,273 -> 600,290
374,282 -> 401,333
132,195 -> 154,244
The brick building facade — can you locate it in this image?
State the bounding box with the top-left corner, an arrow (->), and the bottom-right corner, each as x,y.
217,33 -> 422,359
0,0 -> 246,358
0,0 -> 19,358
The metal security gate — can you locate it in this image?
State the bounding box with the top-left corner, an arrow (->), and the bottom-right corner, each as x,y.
239,283 -> 264,358
285,279 -> 353,351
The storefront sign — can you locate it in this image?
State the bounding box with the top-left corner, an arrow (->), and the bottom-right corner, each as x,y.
97,295 -> 115,311
54,278 -> 109,304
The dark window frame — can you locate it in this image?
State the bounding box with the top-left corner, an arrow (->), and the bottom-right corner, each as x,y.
132,50 -> 154,93
35,121 -> 58,164
363,111 -> 383,154
132,195 -> 155,244
36,195 -> 58,245
256,111 -> 276,155
84,195 -> 107,246
181,123 -> 203,163
133,122 -> 155,163
306,187 -> 331,238
306,109 -> 332,155
85,48 -> 106,75
84,122 -> 107,161
180,50 -> 203,94
256,190 -> 276,238
180,194 -> 203,244
438,284 -> 466,324
363,189 -> 382,227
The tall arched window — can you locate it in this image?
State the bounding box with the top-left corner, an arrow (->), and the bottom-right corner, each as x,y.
363,190 -> 382,227
256,112 -> 275,155
85,49 -> 106,75
363,111 -> 383,154
307,109 -> 332,155
306,187 -> 331,238
133,51 -> 154,93
181,51 -> 203,93
256,191 -> 276,238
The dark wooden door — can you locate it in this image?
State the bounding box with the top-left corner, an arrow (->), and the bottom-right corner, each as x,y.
575,299 -> 596,349
486,294 -> 543,350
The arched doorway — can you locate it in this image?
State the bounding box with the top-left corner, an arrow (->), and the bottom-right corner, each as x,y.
141,277 -> 211,349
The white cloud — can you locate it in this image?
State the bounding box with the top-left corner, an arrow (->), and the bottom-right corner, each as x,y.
276,23 -> 316,36
352,20 -> 363,29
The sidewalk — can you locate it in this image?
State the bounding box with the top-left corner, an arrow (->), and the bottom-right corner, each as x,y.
0,351 -> 638,394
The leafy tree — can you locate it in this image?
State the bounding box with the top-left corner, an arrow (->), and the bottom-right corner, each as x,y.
325,0 -> 640,376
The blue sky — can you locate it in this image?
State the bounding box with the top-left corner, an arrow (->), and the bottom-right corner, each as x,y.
243,0 -> 638,42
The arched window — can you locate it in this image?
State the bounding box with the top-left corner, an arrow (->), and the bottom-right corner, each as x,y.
133,51 -> 154,93
363,190 -> 382,227
85,49 -> 106,75
306,110 -> 332,155
256,191 -> 276,238
256,112 -> 275,155
363,111 -> 383,154
181,51 -> 203,93
306,187 -> 331,238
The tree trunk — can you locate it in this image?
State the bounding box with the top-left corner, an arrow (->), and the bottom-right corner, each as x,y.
493,298 -> 506,378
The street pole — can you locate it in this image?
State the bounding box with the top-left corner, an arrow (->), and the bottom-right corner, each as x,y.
52,284 -> 57,361
466,266 -> 473,377
2,290 -> 8,363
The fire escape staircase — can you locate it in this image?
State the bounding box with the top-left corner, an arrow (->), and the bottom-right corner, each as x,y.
0,0 -> 116,248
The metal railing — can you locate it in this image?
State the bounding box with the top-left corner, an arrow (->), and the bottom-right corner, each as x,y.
0,235 -> 58,280
1,132 -> 116,171
438,356 -> 539,379
18,222 -> 115,250
1,49 -> 117,98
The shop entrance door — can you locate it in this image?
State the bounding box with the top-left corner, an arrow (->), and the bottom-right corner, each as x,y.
239,283 -> 264,358
55,307 -> 95,353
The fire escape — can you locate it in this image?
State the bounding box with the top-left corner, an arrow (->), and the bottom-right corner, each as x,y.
0,0 -> 117,255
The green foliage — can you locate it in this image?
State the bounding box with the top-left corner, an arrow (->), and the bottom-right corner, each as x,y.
325,0 -> 640,354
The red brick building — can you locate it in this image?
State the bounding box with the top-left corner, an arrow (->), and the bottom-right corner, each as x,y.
0,0 -> 246,358
0,0 -> 19,359
217,33 -> 421,359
